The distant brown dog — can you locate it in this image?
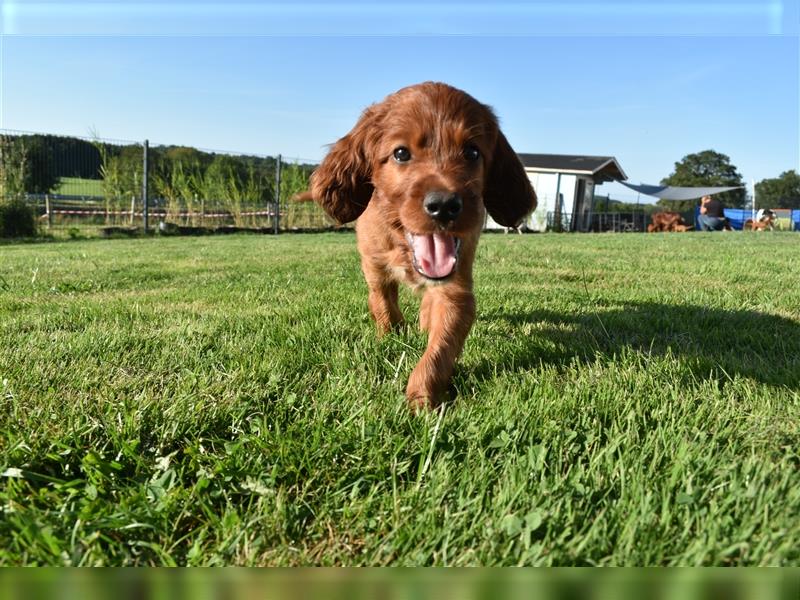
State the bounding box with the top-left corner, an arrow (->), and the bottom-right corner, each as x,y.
649,211 -> 690,232
307,82 -> 536,409
744,209 -> 775,231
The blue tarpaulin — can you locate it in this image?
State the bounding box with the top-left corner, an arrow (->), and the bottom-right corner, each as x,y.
694,207 -> 800,231
723,208 -> 750,231
693,207 -> 753,230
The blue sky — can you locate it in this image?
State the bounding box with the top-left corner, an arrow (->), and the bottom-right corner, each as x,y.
1,0 -> 798,202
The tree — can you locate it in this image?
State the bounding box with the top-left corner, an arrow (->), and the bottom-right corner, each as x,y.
48,135 -> 102,179
94,142 -> 142,201
279,162 -> 312,201
657,150 -> 746,212
0,135 -> 59,196
0,135 -> 27,198
755,170 -> 800,209
591,197 -> 659,214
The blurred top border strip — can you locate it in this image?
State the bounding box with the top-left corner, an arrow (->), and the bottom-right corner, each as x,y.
1,1 -> 796,36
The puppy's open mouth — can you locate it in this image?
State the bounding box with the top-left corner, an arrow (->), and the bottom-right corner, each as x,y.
406,232 -> 461,280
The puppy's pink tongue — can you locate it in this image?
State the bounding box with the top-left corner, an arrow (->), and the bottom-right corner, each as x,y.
411,233 -> 456,278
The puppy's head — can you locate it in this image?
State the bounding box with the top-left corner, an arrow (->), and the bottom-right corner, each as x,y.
310,82 -> 536,280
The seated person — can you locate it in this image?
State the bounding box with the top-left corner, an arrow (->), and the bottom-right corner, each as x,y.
698,195 -> 725,231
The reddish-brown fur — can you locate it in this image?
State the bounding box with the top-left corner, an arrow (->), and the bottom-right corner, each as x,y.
744,212 -> 775,231
308,82 -> 536,409
649,211 -> 690,232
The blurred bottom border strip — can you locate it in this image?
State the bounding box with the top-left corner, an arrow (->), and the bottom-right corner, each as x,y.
0,569 -> 799,600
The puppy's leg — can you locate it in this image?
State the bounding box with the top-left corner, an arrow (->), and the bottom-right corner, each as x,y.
419,291 -> 433,333
407,287 -> 476,409
362,260 -> 403,335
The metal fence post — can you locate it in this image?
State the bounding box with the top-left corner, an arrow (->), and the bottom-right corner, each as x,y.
274,154 -> 281,234
143,139 -> 149,233
45,194 -> 52,229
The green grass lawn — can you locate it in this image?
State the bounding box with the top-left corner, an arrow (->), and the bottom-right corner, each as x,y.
52,177 -> 105,198
1,232 -> 799,566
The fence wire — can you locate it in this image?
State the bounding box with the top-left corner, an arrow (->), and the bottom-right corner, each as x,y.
5,129 -> 797,236
0,129 -> 330,235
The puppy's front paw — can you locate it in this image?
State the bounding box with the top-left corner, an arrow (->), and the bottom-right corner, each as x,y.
406,390 -> 436,412
405,377 -> 454,412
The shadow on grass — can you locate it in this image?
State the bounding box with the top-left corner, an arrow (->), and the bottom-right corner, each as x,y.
479,301 -> 800,389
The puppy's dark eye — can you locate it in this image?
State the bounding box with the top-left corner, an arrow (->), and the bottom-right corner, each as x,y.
464,145 -> 481,162
393,147 -> 411,162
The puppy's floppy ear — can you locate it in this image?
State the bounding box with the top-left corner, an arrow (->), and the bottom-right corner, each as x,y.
483,131 -> 537,227
310,104 -> 383,224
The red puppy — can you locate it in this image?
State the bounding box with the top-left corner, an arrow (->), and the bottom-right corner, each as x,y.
310,82 -> 536,409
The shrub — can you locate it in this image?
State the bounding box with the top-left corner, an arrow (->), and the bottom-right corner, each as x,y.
0,198 -> 37,238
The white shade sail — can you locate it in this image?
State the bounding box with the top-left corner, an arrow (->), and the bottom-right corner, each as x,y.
620,182 -> 744,201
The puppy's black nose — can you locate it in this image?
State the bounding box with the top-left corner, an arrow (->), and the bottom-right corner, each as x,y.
423,191 -> 462,223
